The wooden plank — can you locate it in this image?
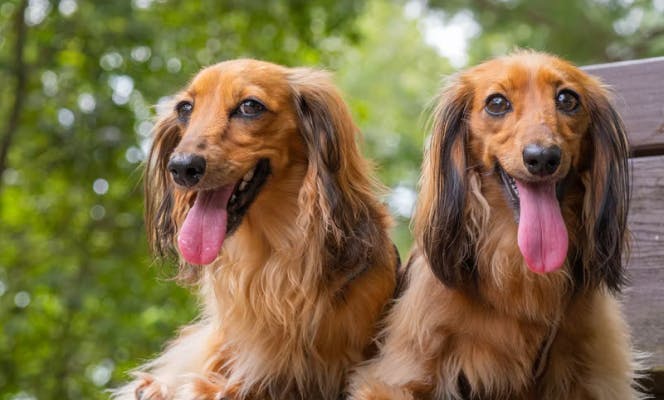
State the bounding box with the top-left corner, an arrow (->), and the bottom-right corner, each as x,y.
584,57 -> 664,157
623,156 -> 664,373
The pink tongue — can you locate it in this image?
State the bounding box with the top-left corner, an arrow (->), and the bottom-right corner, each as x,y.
515,180 -> 568,273
177,186 -> 234,265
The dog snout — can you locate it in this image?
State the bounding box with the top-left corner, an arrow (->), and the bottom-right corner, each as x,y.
167,153 -> 206,188
522,144 -> 561,177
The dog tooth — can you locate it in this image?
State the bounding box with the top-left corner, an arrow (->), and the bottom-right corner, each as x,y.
243,168 -> 255,182
238,181 -> 248,192
230,194 -> 237,204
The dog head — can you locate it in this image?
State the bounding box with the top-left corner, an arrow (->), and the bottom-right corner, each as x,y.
145,59 -> 372,269
416,51 -> 629,291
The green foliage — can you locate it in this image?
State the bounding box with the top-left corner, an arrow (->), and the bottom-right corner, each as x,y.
427,0 -> 664,64
0,0 -> 661,398
0,1 -> 368,398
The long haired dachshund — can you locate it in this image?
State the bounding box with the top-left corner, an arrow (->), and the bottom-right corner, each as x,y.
113,60 -> 398,399
349,51 -> 642,399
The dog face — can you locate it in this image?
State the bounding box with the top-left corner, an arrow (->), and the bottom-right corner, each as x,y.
168,61 -> 302,193
145,59 -> 371,271
466,54 -> 599,273
466,55 -> 592,186
417,51 -> 629,290
165,61 -> 304,265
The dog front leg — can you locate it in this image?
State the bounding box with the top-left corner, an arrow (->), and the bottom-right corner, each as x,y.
113,321 -> 226,400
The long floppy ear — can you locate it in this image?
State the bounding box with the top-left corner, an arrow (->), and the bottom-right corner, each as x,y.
581,85 -> 630,292
414,76 -> 474,287
288,68 -> 384,270
144,112 -> 182,257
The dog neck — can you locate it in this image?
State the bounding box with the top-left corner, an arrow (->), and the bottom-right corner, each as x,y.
193,156 -> 393,398
467,171 -> 576,322
201,161 -> 345,360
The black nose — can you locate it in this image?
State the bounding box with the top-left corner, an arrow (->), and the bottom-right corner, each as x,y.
167,153 -> 206,187
522,144 -> 561,176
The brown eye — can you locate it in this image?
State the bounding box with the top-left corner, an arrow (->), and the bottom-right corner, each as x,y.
175,101 -> 193,122
555,89 -> 580,113
235,99 -> 265,118
485,94 -> 511,117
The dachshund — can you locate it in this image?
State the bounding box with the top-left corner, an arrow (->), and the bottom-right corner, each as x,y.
348,51 -> 643,399
113,59 -> 398,400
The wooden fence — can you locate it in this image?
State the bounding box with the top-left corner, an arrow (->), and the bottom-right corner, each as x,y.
585,56 -> 664,397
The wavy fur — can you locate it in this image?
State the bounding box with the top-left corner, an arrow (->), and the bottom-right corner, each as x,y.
114,59 -> 397,400
349,51 -> 643,400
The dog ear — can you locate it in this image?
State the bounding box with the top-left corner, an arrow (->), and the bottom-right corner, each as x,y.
581,85 -> 630,292
415,76 -> 474,287
288,68 -> 384,271
289,69 -> 357,235
144,112 -> 182,257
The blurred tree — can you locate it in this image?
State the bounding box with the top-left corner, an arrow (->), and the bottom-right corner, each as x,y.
425,0 -> 664,64
333,1 -> 450,253
0,1 -> 366,398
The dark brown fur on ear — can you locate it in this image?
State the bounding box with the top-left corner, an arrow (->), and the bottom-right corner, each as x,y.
288,69 -> 392,276
144,113 -> 181,258
415,77 -> 475,287
582,87 -> 630,292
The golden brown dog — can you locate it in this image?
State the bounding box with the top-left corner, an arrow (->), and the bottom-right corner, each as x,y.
113,59 -> 398,400
348,51 -> 642,399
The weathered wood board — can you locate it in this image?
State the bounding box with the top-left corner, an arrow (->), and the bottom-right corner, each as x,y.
585,57 -> 664,157
586,57 -> 664,396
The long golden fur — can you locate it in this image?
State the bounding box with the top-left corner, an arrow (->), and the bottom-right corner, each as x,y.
114,59 -> 397,399
348,51 -> 643,399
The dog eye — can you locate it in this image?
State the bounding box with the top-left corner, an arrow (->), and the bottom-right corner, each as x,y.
485,94 -> 512,117
175,101 -> 193,122
236,99 -> 266,118
555,89 -> 580,113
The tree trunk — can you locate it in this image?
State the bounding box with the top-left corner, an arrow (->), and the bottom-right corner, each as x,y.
0,0 -> 29,192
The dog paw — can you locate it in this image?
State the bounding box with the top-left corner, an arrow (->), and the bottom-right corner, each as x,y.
347,378 -> 415,400
134,373 -> 170,400
175,374 -> 232,400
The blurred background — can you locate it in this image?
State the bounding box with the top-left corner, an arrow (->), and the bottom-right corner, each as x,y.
0,0 -> 662,398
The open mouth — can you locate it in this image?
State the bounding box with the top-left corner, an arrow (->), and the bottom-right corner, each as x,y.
177,158 -> 271,265
496,164 -> 569,221
495,163 -> 569,274
497,165 -> 521,219
226,158 -> 271,235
